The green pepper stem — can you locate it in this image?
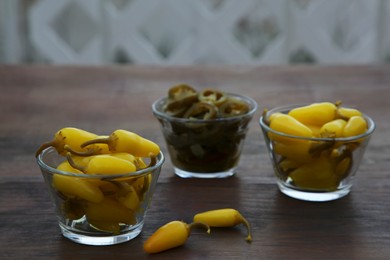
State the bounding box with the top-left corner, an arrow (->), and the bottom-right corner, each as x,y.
262,109 -> 270,125
239,214 -> 252,243
80,137 -> 111,149
64,144 -> 98,157
147,153 -> 157,168
309,140 -> 335,157
66,152 -> 86,173
35,140 -> 55,157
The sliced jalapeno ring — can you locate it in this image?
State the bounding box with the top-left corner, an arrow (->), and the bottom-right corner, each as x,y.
199,88 -> 228,107
183,102 -> 218,120
165,93 -> 198,111
168,84 -> 197,100
220,98 -> 249,117
164,105 -> 189,117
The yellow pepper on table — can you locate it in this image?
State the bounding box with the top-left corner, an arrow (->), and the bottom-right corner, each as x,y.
193,208 -> 252,242
143,221 -> 210,254
143,208 -> 251,254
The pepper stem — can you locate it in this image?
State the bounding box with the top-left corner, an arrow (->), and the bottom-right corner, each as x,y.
262,108 -> 270,125
238,214 -> 252,243
64,144 -> 98,156
147,153 -> 157,167
188,222 -> 211,235
35,140 -> 55,157
66,152 -> 86,173
81,137 -> 111,149
309,140 -> 335,157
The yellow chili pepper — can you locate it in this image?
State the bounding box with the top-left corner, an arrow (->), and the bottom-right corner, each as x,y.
288,102 -> 337,126
269,113 -> 313,140
88,219 -> 120,235
342,116 -> 368,137
63,135 -> 111,156
320,119 -> 347,138
53,161 -> 104,203
67,153 -> 137,175
273,141 -> 312,162
289,157 -> 339,191
135,157 -> 147,169
61,199 -> 85,220
35,127 -> 99,157
306,124 -> 322,138
336,106 -> 362,120
68,152 -> 137,169
335,156 -> 352,178
85,197 -> 136,225
143,221 -> 210,254
278,158 -> 303,172
81,129 -> 160,157
193,208 -> 252,242
129,174 -> 151,200
267,111 -> 283,122
116,183 -> 140,211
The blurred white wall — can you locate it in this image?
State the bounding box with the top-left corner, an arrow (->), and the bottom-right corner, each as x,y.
1,0 -> 390,65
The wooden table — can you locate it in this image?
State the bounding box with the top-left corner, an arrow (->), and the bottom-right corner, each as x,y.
1,65 -> 389,259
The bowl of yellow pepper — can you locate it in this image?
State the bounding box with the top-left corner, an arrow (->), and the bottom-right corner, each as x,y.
36,127 -> 164,245
259,102 -> 375,202
152,84 -> 257,178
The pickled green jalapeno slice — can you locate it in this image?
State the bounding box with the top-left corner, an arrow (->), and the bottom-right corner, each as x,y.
220,97 -> 250,117
198,88 -> 228,107
165,84 -> 198,112
183,102 -> 218,120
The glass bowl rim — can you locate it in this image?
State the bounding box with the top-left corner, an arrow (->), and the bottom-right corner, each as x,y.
37,147 -> 165,179
152,92 -> 258,123
259,103 -> 376,142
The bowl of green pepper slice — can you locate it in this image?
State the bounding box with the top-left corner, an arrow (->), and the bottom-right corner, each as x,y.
152,84 -> 257,178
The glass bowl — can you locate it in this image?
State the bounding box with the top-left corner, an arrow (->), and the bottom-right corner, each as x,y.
259,104 -> 375,202
37,147 -> 164,245
152,93 -> 257,178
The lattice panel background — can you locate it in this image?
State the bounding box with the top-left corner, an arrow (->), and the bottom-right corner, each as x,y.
1,0 -> 390,64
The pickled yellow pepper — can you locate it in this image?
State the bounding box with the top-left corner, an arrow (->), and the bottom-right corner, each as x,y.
269,113 -> 313,139
53,161 -> 104,203
35,127 -> 99,157
336,106 -> 362,120
288,102 -> 337,126
342,116 -> 368,137
143,221 -> 210,254
67,153 -> 137,175
81,129 -> 160,157
193,208 -> 252,242
320,119 -> 347,138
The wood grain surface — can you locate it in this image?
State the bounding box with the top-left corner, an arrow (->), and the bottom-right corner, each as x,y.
0,65 -> 389,259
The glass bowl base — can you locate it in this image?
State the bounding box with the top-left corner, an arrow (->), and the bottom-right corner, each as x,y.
59,223 -> 142,246
174,167 -> 235,178
277,181 -> 351,202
